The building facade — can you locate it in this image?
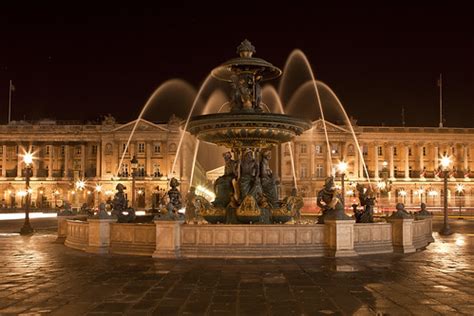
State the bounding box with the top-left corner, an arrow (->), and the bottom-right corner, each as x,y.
1,116 -> 473,211
280,120 -> 473,210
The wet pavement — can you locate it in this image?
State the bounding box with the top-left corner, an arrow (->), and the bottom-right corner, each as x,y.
0,220 -> 472,315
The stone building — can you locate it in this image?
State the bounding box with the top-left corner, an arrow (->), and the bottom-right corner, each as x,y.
0,115 -> 198,209
279,120 -> 473,210
0,116 -> 472,210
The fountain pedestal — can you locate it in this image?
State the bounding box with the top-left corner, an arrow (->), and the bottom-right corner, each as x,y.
325,219 -> 357,257
86,218 -> 116,254
386,218 -> 416,253
152,220 -> 184,258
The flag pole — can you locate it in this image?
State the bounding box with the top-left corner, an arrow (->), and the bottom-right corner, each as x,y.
8,80 -> 12,124
438,73 -> 443,128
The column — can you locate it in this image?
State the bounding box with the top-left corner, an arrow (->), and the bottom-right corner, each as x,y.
17,149 -> 22,178
2,145 -> 6,177
404,143 -> 410,179
146,142 -> 152,177
96,143 -> 101,178
373,143 -> 379,179
48,145 -> 53,178
464,144 -> 469,171
434,144 -> 439,170
310,144 -> 315,178
418,142 -> 424,177
81,144 -> 86,177
358,142 -> 365,179
389,144 -> 395,179
353,144 -> 359,179
64,145 -> 70,178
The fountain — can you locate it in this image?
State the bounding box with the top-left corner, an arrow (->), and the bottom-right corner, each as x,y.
62,40 -> 434,258
186,39 -> 312,224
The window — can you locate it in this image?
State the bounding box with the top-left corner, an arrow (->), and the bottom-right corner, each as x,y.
61,146 -> 65,156
285,161 -> 291,176
0,147 -> 2,155
408,147 -> 412,156
315,145 -> 322,155
409,166 -> 413,177
0,165 -> 2,174
76,146 -> 82,155
300,144 -> 307,154
92,145 -> 97,155
362,145 -> 368,156
378,146 -> 383,156
347,144 -> 355,155
138,143 -> 145,153
122,143 -> 128,153
422,147 -> 426,156
316,164 -> 324,178
154,143 -> 161,153
452,147 -> 455,155
45,146 -> 50,155
393,147 -> 398,156
331,144 -> 339,155
300,163 -> 308,178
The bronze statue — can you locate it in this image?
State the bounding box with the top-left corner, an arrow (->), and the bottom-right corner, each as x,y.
239,150 -> 261,202
389,203 -> 413,219
260,150 -> 278,208
316,177 -> 348,223
213,152 -> 238,208
415,202 -> 432,219
184,187 -> 197,224
111,183 -> 136,223
355,184 -> 375,223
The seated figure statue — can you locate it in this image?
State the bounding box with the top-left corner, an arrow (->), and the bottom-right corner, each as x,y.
260,150 -> 279,208
415,202 -> 432,219
389,203 -> 413,219
316,176 -> 349,223
213,152 -> 238,208
239,150 -> 261,202
355,184 -> 375,223
111,183 -> 136,223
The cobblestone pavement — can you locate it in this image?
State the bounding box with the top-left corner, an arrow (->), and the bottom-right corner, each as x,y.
0,220 -> 473,315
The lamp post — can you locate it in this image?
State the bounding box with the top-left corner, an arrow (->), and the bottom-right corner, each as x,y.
20,152 -> 34,235
439,155 -> 452,235
455,183 -> 464,220
95,184 -> 102,209
337,161 -> 348,209
130,155 -> 138,209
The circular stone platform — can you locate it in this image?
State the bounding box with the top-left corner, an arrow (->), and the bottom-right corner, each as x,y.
187,112 -> 312,148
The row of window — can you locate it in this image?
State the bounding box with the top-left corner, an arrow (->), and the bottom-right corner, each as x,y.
121,143 -> 162,154
289,144 -> 469,158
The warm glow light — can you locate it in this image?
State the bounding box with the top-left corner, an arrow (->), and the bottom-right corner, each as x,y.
196,185 -> 216,200
382,161 -> 388,167
95,184 -> 102,192
377,181 -> 386,190
105,190 -> 113,196
0,212 -> 57,221
75,180 -> 86,190
346,189 -> 354,196
27,188 -> 33,194
337,161 -> 348,174
455,183 -> 464,193
87,190 -> 92,195
138,190 -> 143,195
440,155 -> 452,169
22,152 -> 34,165
399,190 -> 407,197
39,190 -> 44,194
54,190 -> 60,195
428,190 -> 438,196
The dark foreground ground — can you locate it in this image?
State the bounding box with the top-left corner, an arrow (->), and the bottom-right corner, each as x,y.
0,218 -> 473,315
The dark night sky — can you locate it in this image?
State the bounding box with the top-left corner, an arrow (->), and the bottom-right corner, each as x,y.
0,4 -> 472,127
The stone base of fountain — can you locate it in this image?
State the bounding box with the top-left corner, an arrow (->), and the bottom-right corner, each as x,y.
61,217 -> 434,258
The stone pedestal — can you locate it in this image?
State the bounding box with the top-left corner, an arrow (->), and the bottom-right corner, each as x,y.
387,218 -> 416,253
152,220 -> 184,259
56,215 -> 87,242
86,219 -> 116,254
325,219 -> 357,257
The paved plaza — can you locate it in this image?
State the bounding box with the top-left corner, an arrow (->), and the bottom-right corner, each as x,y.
0,219 -> 473,315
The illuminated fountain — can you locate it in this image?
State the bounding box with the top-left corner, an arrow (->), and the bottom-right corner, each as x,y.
185,40 -> 311,224
62,40 -> 434,258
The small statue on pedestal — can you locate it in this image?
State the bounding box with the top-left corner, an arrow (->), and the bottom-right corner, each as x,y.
317,177 -> 349,224
111,183 -> 136,223
415,202 -> 432,219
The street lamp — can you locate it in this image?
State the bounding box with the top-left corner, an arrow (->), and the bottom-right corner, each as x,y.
439,155 -> 452,235
398,189 -> 407,205
20,152 -> 34,235
130,155 -> 138,209
337,161 -> 348,208
455,183 -> 464,220
95,184 -> 102,209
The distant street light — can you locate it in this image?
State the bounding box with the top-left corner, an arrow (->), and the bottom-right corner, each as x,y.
439,155 -> 453,235
131,155 -> 138,209
337,161 -> 348,208
20,152 -> 34,235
